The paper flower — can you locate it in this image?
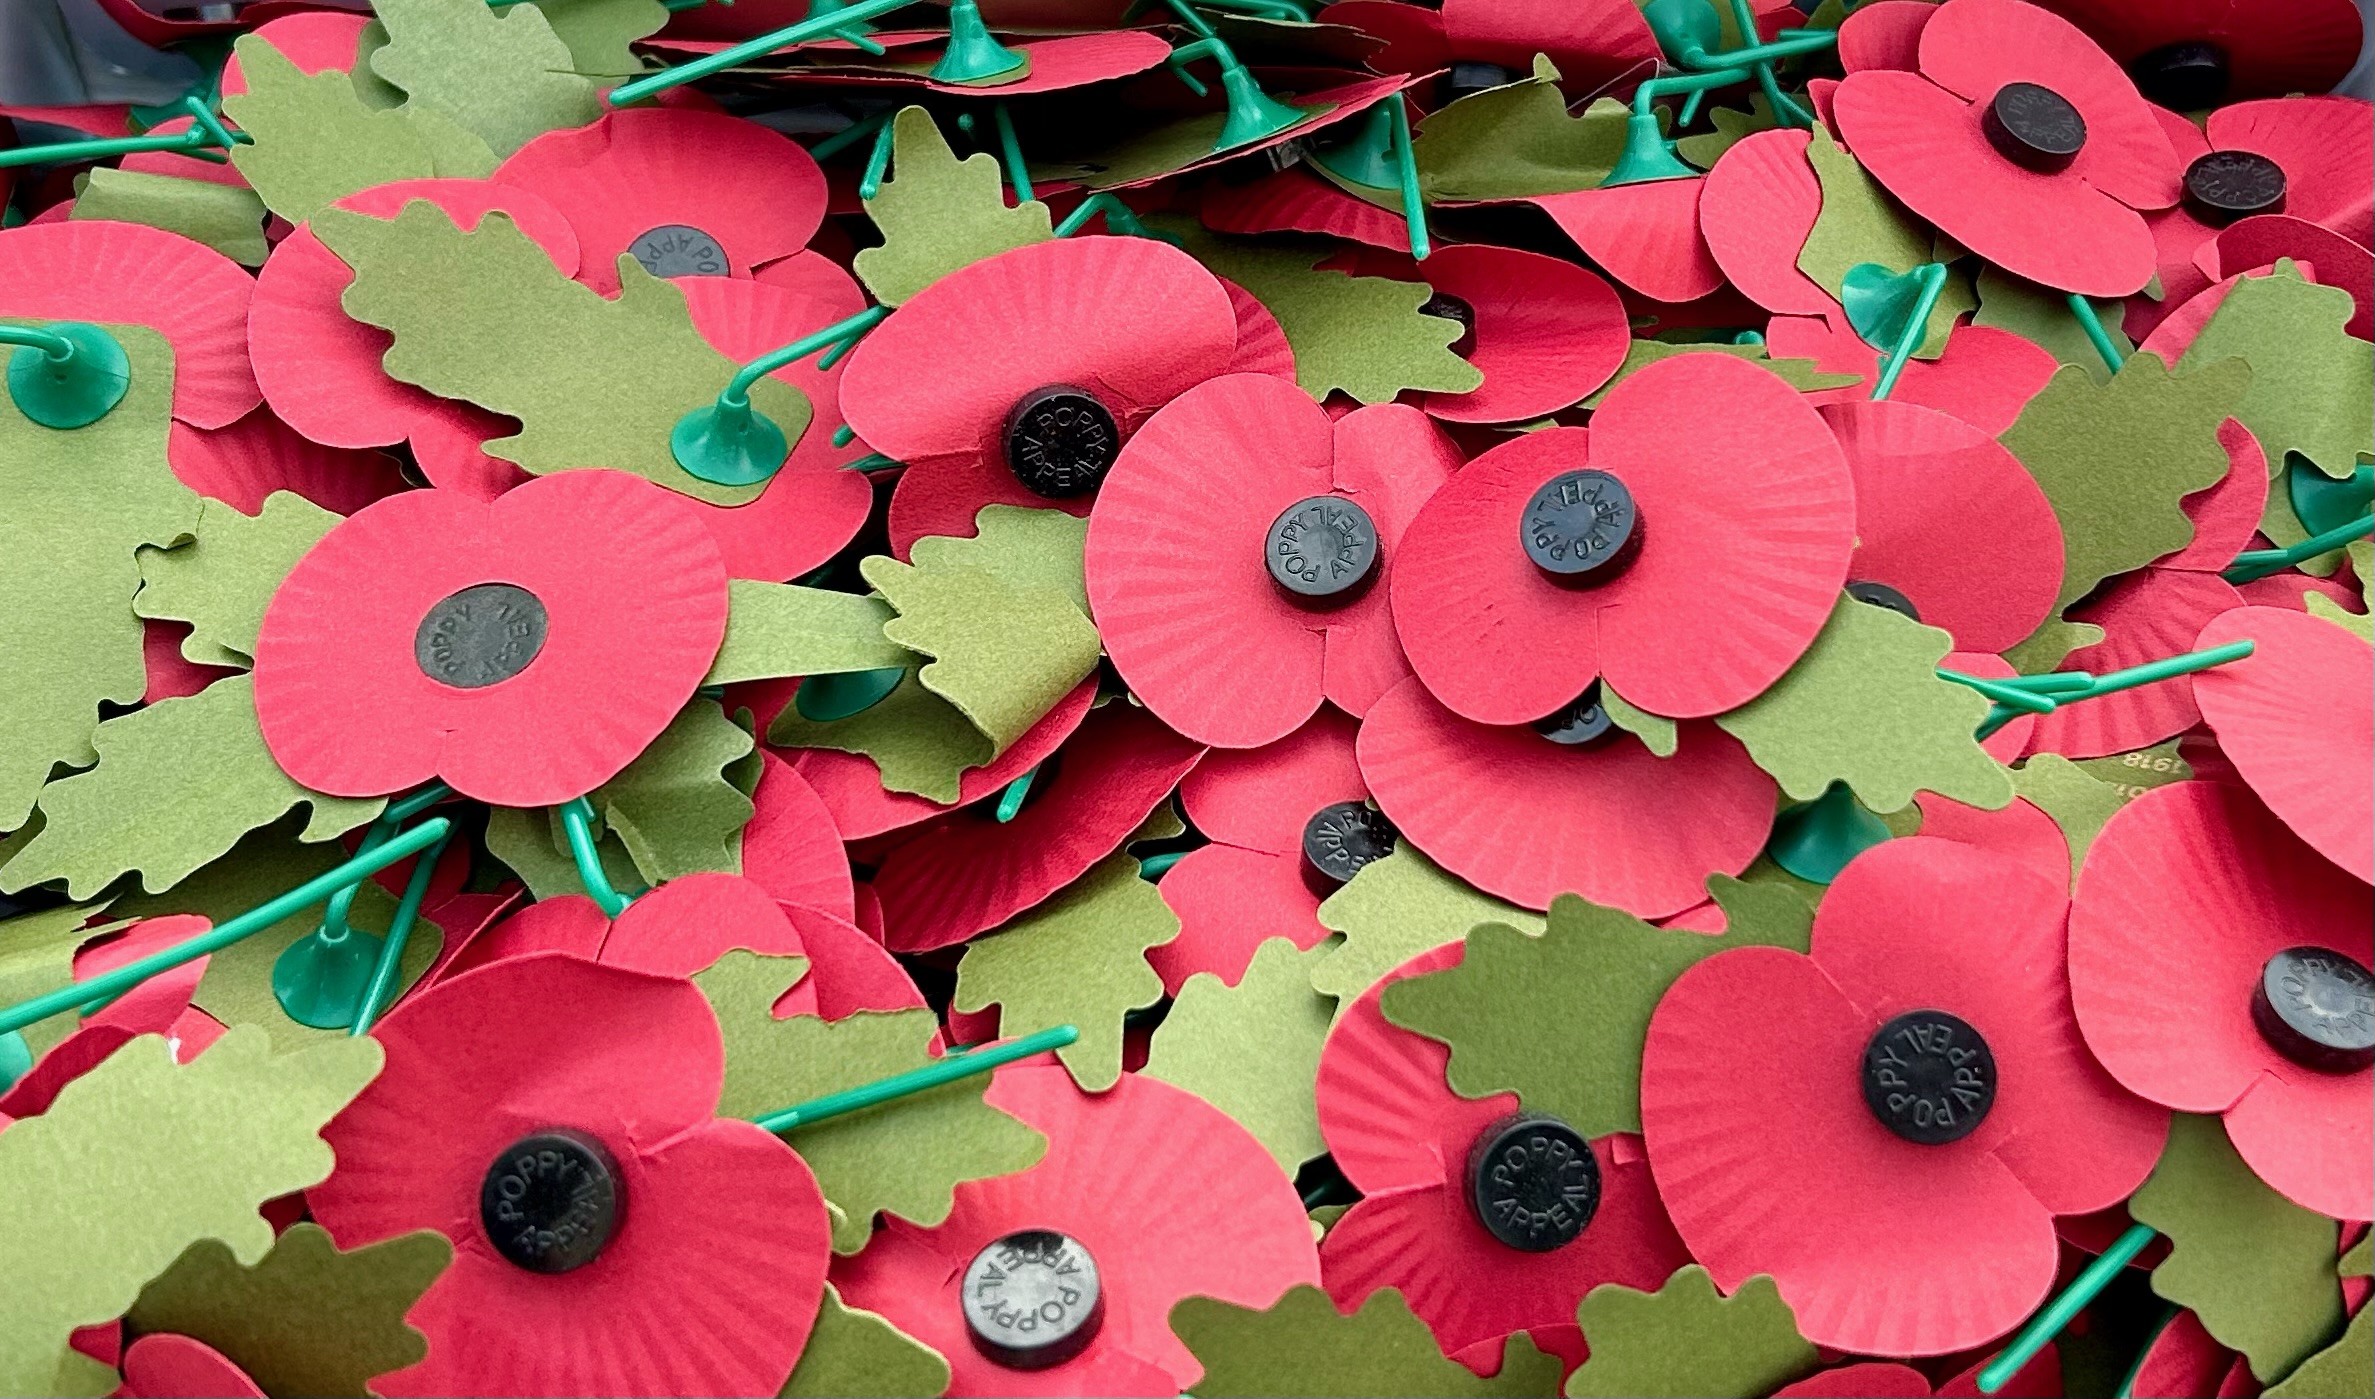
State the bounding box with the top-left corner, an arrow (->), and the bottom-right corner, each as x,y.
1641,837 -> 2171,1355
1832,0 -> 2183,296
1392,351 -> 1856,724
1523,177 -> 1725,304
1316,0 -> 1663,101
1086,375 -> 1460,748
253,470 -> 729,807
1357,243 -> 1631,424
2025,0 -> 2364,104
309,953 -> 834,1397
2190,604 -> 2374,882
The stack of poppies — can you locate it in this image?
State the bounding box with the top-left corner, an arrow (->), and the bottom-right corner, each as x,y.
0,0 -> 2368,1394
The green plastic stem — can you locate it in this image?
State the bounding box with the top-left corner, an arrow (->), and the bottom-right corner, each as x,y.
349,828 -> 452,1036
1974,704 -> 2022,742
2066,292 -> 2125,373
842,451 -> 901,472
809,109 -> 891,162
606,0 -> 916,104
0,325 -> 76,360
753,1024 -> 1079,1133
1997,671 -> 2097,696
1387,95 -> 1428,260
2222,514 -> 2375,584
721,306 -> 888,408
994,766 -> 1038,823
1138,851 -> 1187,879
990,101 -> 1034,203
558,798 -> 633,917
310,781 -> 452,946
859,113 -> 897,199
2067,639 -> 2254,700
1724,0 -> 1815,127
0,95 -> 244,170
1869,263 -> 1949,402
1677,27 -> 1837,69
0,818 -> 452,1038
832,423 -> 858,447
1978,1223 -> 2157,1393
1633,67 -> 1759,114
1936,668 -> 2057,715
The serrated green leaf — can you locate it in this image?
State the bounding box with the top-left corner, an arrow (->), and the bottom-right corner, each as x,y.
1797,128 -> 1969,357
483,802 -> 641,903
1972,265 -> 2133,382
134,492 -> 340,668
368,0 -> 599,157
313,200 -> 806,505
854,107 -> 1053,307
1567,1267 -> 1817,1398
1143,937 -> 1332,1173
1411,57 -> 1627,202
2305,538 -> 2374,641
955,854 -> 1176,1091
0,1027 -> 382,1398
586,698 -> 754,885
2264,1305 -> 2373,1399
1714,597 -> 2010,811
1308,846 -> 1541,1009
527,0 -> 669,81
71,168 -> 268,266
1174,1285 -> 1562,1398
1678,94 -> 1779,170
1578,340 -> 1860,409
126,1223 -> 449,1399
2177,266 -> 2374,480
705,581 -> 915,687
766,663 -> 995,803
1602,686 -> 1677,756
781,1283 -> 951,1399
697,952 -> 1046,1252
2002,615 -> 2106,675
223,35 -> 439,223
2010,754 -> 2128,888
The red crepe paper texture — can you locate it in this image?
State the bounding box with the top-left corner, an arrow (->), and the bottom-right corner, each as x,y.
1523,177 -> 1726,305
741,752 -> 857,921
1201,169 -> 1416,255
1352,243 -> 1631,424
167,408 -> 407,519
117,1334 -> 268,1399
2190,605 -> 2375,884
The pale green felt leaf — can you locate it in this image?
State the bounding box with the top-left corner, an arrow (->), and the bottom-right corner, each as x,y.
1678,93 -> 1779,170
0,904 -> 120,1064
586,698 -> 753,885
1143,937 -> 1332,1174
767,663 -> 994,803
402,103 -> 503,180
2264,1305 -> 2373,1399
781,1282 -> 951,1399
1,675 -> 382,901
854,107 -> 1053,308
127,1223 -> 449,1399
2010,754 -> 2127,889
483,802 -> 640,904
2000,354 -> 2250,611
863,507 -> 1098,760
696,953 -> 1046,1253
705,581 -> 915,687
527,0 -> 669,81
1578,340 -> 1859,409
71,168 -> 268,266
1602,686 -> 1677,757
2342,1235 -> 2371,1277
349,21 -> 407,109
0,1027 -> 382,1397
955,854 -> 1176,1092
2002,616 -> 2105,675
1308,846 -> 1540,1009
223,35 -> 439,225
2129,1114 -> 2344,1383
1381,879 -> 1810,1137
2177,267 -> 2374,480
1796,127 -> 1970,357
313,201 -> 805,505
0,322 -> 200,833
134,492 -> 339,668
1973,264 -> 2133,383
367,0 -> 598,158
1411,59 -> 1627,202
1567,1267 -> 1818,1398
1174,1285 -> 1562,1398
1714,597 -> 2010,811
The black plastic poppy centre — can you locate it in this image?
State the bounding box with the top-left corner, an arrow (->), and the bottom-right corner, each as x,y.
1521,469 -> 1641,586
479,1129 -> 623,1275
1003,385 -> 1120,499
2251,946 -> 2375,1074
1421,290 -> 1479,358
414,582 -> 548,690
1982,82 -> 2087,174
1465,1112 -> 1601,1252
1861,1010 -> 1996,1146
2183,150 -> 2288,225
2130,40 -> 2229,113
1302,800 -> 1397,886
1533,682 -> 1615,747
961,1229 -> 1105,1371
628,223 -> 729,278
1266,495 -> 1380,604
1846,580 -> 1922,622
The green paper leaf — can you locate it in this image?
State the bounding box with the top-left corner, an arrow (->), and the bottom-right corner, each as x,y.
2002,615 -> 2106,675
0,321 -> 200,833
954,854 -> 1176,1092
1578,340 -> 1859,409
1714,596 -> 2010,811
483,801 -> 641,904
1411,59 -> 1627,202
585,698 -> 754,885
1,675 -> 383,901
126,1223 -> 450,1399
367,0 -> 599,158
696,952 -> 1046,1253
1173,1285 -> 1563,1398
1973,265 -> 2133,383
766,663 -> 994,803
854,107 -> 1053,308
781,1283 -> 952,1399
2177,266 -> 2374,479
861,507 -> 1099,760
2341,1234 -> 2371,1278
71,168 -> 268,266
1308,846 -> 1541,1009
2129,1113 -> 2344,1383
2001,353 -> 2250,611
1602,686 -> 1677,757
1566,1266 -> 1818,1399
1677,94 -> 1780,170
2010,754 -> 2128,888
704,580 -> 915,687
134,492 -> 340,669
0,1026 -> 383,1398
1143,937 -> 1332,1174
223,35 -> 437,224
526,0 -> 670,81
313,200 -> 807,506
1796,128 -> 1970,358
2305,539 -> 2375,641
1381,878 -> 1810,1137
2264,1305 -> 2373,1399
0,904 -> 121,1064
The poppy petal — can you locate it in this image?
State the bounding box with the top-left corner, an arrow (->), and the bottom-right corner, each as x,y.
1527,179 -> 1724,304
1700,128 -> 1834,317
1416,244 -> 1629,424
2205,97 -> 2374,259
119,1334 -> 266,1399
2029,0 -> 2362,100
2192,604 -> 2375,882
2160,419 -> 2268,571
1838,0 -> 1936,72
1202,168 -> 1414,253
2024,568 -> 2243,759
167,409 -> 407,518
601,872 -> 808,977
2204,216 -> 2374,340
742,752 -> 856,920
1763,315 -> 2059,434
1179,706 -> 1366,854
1219,276 -> 1298,381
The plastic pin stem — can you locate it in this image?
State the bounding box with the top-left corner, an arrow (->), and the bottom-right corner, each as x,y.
349,827 -> 453,1036
995,765 -> 1039,823
2222,514 -> 2374,584
832,422 -> 858,447
0,95 -> 246,169
4,320 -> 133,429
558,797 -> 634,918
808,108 -> 891,162
753,1024 -> 1080,1133
672,306 -> 888,486
1677,28 -> 1838,70
1995,671 -> 2096,696
1936,668 -> 2057,715
859,113 -> 897,199
606,0 -> 917,104
2064,639 -> 2254,700
991,101 -> 1034,203
841,452 -> 902,472
931,0 -> 1029,85
0,818 -> 453,1039
1138,850 -> 1187,879
270,782 -> 452,1027
1724,0 -> 1817,128
1388,95 -> 1428,260
1056,191 -> 1162,240
2066,293 -> 2125,373
1601,69 -> 1751,187
1978,1223 -> 2158,1393
1159,4 -> 1305,152
1866,262 -> 1950,401
1765,780 -> 1892,885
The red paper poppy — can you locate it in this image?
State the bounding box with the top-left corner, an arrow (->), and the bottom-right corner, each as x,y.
2124,1309 -> 2254,1399
1357,675 -> 1776,917
1219,277 -> 1297,380
1699,128 -> 1834,318
492,108 -> 826,297
741,751 -> 856,920
1773,1345 -> 2062,1398
1201,167 -> 1413,254
1087,375 -> 1460,747
218,10 -> 370,95
867,701 -> 1205,952
118,1335 -> 266,1399
0,220 -> 259,428
2198,215 -> 2375,340
2069,779 -> 2372,1218
1832,0 -> 2183,297
1393,351 -> 1856,724
310,953 -> 832,1397
167,407 -> 406,518
253,470 -> 729,807
1522,178 -> 1724,304
837,236 -> 1242,555
2027,0 -> 2363,102
1388,243 -> 1629,423
1642,837 -> 2170,1356
1837,0 -> 1937,73
832,1063 -> 1321,1397
1315,941 -> 1692,1361
2191,604 -> 2374,883
1317,0 -> 1663,101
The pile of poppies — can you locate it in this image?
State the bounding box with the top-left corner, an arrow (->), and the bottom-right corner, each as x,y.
0,0 -> 2368,1394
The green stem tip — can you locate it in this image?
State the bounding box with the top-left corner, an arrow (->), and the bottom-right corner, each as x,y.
753,1024 -> 1079,1133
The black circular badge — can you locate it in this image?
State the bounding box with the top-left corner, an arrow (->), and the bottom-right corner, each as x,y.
1420,291 -> 1478,357
1465,1113 -> 1601,1252
1301,801 -> 1397,885
479,1130 -> 622,1274
1845,580 -> 1922,622
1862,1010 -> 1996,1146
1981,82 -> 2087,173
628,223 -> 729,278
1446,60 -> 1514,100
1265,496 -> 1379,602
2130,41 -> 2229,112
960,1230 -> 1104,1371
1002,386 -> 1119,499
2183,150 -> 2287,226
1532,684 -> 1615,746
413,583 -> 548,690
1520,469 -> 1641,584
2252,946 -> 2375,1074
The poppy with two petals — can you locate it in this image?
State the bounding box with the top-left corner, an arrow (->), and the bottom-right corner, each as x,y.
2190,604 -> 2374,882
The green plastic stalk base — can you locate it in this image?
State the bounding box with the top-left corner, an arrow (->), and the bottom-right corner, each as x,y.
795,666 -> 907,722
6,321 -> 131,429
672,400 -> 792,486
1214,65 -> 1307,152
1766,781 -> 1893,885
272,927 -> 385,1030
931,0 -> 1029,84
1840,262 -> 1935,354
2290,458 -> 2374,537
1308,104 -> 1397,189
1600,111 -> 1698,186
0,1029 -> 30,1093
